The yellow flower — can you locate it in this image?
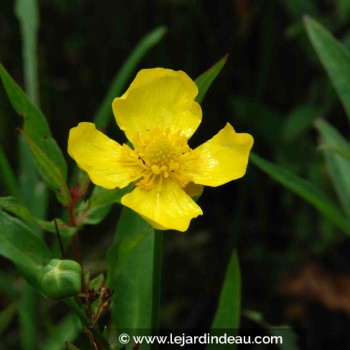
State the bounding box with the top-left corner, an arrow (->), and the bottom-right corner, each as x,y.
68,68 -> 253,232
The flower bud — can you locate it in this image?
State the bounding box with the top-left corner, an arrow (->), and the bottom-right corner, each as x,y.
38,259 -> 82,299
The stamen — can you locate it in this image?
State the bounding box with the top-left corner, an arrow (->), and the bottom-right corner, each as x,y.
125,129 -> 193,191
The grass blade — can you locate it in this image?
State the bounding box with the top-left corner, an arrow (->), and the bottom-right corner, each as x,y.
195,55 -> 228,104
250,152 -> 350,236
316,119 -> 350,218
210,250 -> 240,329
304,16 -> 350,123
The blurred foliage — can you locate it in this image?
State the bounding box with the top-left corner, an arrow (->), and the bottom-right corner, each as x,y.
3,0 -> 350,349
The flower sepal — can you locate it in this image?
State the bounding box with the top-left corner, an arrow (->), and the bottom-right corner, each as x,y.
38,259 -> 82,300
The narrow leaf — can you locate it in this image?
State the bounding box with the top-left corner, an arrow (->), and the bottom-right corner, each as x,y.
211,250 -> 240,329
0,64 -> 71,205
107,232 -> 149,274
107,207 -> 155,333
315,119 -> 350,218
0,196 -> 37,226
0,147 -> 20,198
94,26 -> 167,128
14,0 -> 40,106
250,152 -> 350,235
0,64 -> 49,138
0,210 -> 51,288
14,4 -> 42,349
0,196 -> 76,237
195,55 -> 228,104
36,218 -> 77,237
304,16 -> 350,122
21,130 -> 71,205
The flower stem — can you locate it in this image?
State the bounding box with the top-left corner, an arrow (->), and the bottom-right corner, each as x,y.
65,297 -> 112,350
151,230 -> 163,342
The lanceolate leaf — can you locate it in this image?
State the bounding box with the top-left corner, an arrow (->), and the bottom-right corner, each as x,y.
107,232 -> 150,275
0,196 -> 76,237
107,208 -> 155,334
0,210 -> 51,288
195,55 -> 228,104
0,196 -> 36,226
210,250 -> 241,330
0,64 -> 71,205
250,152 -> 350,236
21,130 -> 70,204
304,16 -> 350,123
315,119 -> 350,219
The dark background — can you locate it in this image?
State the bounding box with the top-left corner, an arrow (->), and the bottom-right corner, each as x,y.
2,1 -> 350,349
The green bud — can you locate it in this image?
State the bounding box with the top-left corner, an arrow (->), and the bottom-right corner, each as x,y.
38,259 -> 82,299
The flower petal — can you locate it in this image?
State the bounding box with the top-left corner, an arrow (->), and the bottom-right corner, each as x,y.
121,179 -> 203,232
183,123 -> 254,187
112,68 -> 202,142
68,122 -> 141,189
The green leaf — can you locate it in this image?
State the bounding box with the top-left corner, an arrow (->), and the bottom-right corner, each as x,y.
19,285 -> 38,350
210,250 -> 240,330
211,250 -> 241,329
76,185 -> 130,225
304,16 -> 350,123
282,104 -> 318,142
14,0 -> 40,106
0,64 -> 71,205
21,130 -> 71,205
250,152 -> 350,235
107,232 -> 149,275
0,147 -> 20,198
14,4 -> 43,349
315,119 -> 350,218
195,55 -> 228,104
18,137 -> 48,237
94,26 -> 167,128
0,196 -> 37,226
0,209 -> 51,288
107,207 -> 155,335
0,196 -> 76,237
206,250 -> 240,350
36,218 -> 77,237
0,64 -> 49,138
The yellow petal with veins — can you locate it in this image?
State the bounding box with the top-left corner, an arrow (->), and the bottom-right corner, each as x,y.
112,68 -> 202,142
68,122 -> 142,189
121,179 -> 203,232
183,123 -> 254,187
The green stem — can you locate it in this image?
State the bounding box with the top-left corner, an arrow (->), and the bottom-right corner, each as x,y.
151,230 -> 163,342
65,298 -> 111,350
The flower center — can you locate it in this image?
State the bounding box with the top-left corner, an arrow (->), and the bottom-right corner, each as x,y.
127,129 -> 191,190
